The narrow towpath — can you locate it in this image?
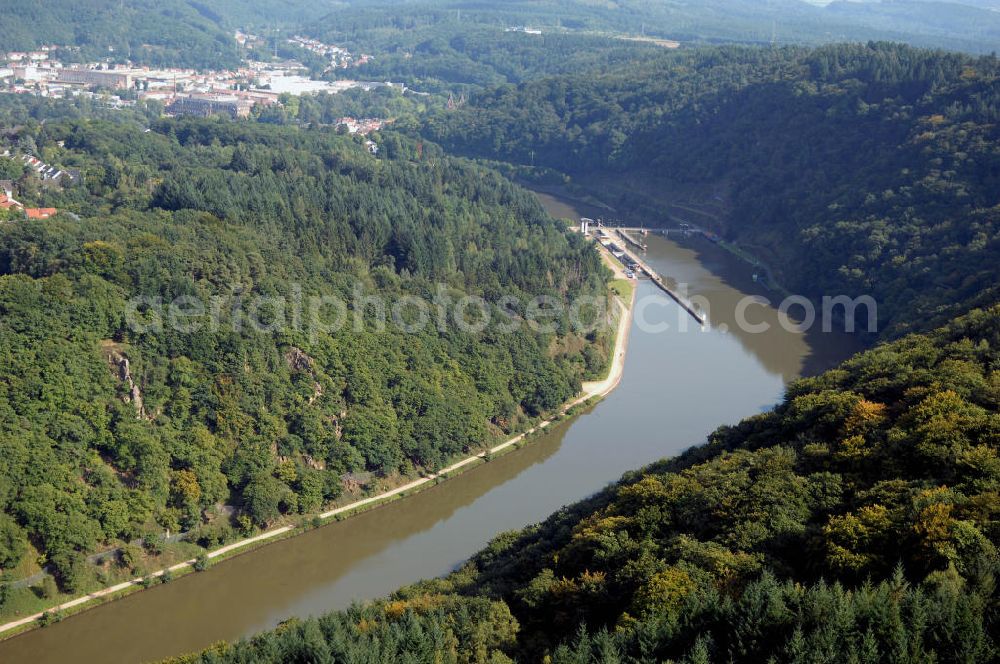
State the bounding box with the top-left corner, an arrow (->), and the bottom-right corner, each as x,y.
0,283 -> 635,639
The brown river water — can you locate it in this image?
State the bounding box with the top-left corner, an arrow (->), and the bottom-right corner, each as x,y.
0,191 -> 864,663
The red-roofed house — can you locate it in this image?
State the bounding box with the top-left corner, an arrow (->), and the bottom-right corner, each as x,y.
25,207 -> 57,219
0,193 -> 22,210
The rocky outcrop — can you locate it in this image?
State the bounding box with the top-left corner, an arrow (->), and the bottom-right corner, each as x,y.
284,346 -> 314,372
108,350 -> 147,420
285,346 -> 324,405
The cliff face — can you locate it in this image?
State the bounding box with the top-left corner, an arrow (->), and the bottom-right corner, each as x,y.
285,346 -> 324,405
108,350 -> 146,420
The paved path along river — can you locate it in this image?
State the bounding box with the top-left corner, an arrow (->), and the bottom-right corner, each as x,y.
0,200 -> 863,664
0,288 -> 633,641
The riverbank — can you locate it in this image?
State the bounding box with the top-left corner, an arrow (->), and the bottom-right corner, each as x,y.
0,277 -> 635,642
0,223 -> 871,664
535,178 -> 791,294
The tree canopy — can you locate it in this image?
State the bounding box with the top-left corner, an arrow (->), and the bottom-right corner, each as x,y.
168,304 -> 1000,663
424,42 -> 1000,337
0,115 -> 610,586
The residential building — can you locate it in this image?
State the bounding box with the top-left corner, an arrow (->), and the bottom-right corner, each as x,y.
0,194 -> 21,212
25,207 -> 57,219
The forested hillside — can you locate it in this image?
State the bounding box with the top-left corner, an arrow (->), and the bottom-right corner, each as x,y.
0,0 -> 238,68
2,13 -> 999,660
424,43 -> 1000,337
321,28 -> 666,93
6,0 -> 1000,72
168,304 -> 1000,663
0,117 -> 609,591
298,0 -> 1000,93
0,0 -> 338,68
312,0 -> 1000,56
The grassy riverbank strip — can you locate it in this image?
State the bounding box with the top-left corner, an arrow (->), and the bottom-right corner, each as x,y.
0,281 -> 635,642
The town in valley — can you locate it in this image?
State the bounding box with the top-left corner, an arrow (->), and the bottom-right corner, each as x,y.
0,32 -> 393,223
0,33 -> 394,120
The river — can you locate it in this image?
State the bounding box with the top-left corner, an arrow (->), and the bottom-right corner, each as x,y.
0,193 -> 864,664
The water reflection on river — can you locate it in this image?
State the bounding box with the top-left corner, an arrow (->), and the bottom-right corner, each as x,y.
0,192 -> 863,664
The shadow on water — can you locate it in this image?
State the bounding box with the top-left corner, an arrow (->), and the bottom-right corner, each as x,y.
0,186 -> 868,664
527,183 -> 614,223
528,184 -> 866,379
647,233 -> 867,380
0,419 -> 575,664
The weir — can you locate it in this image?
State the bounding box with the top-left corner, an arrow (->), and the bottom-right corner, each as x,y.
608,229 -> 706,325
637,265 -> 707,325
0,198 -> 865,664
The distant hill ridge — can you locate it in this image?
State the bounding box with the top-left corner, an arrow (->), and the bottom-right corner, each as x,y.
0,0 -> 339,69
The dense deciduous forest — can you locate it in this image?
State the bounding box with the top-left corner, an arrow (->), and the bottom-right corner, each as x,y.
319,27 -> 667,93
256,86 -> 431,126
150,40 -> 1000,664
1,11 -> 998,662
307,0 -> 1000,57
0,116 -> 610,592
423,43 -> 1000,337
166,304 -> 1000,663
5,0 -> 1000,71
0,0 -> 345,68
0,0 -> 242,69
